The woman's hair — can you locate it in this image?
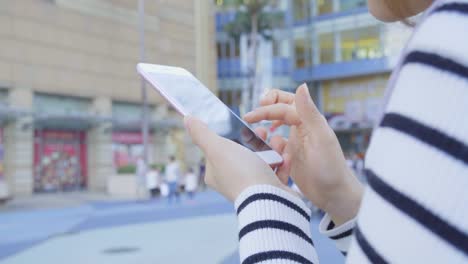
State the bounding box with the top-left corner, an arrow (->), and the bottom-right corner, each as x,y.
382,0 -> 416,26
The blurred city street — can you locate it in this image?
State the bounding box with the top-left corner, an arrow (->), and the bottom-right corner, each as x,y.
0,191 -> 343,264
0,0 -> 413,262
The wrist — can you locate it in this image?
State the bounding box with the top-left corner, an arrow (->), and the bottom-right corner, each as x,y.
324,171 -> 363,226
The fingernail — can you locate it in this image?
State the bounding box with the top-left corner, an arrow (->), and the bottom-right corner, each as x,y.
301,83 -> 311,99
243,112 -> 253,119
270,126 -> 276,132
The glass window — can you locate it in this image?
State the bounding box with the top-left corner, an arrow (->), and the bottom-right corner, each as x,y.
316,0 -> 333,15
294,36 -> 312,68
340,29 -> 356,61
216,42 -> 223,59
234,39 -> 240,58
339,0 -> 366,12
319,32 -> 334,64
216,42 -> 231,59
293,0 -> 310,22
340,25 -> 382,61
273,40 -> 280,57
219,89 -> 242,107
356,26 -> 382,59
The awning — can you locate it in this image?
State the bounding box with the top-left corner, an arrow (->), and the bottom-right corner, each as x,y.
34,112 -> 112,131
0,105 -> 32,125
112,117 -> 183,132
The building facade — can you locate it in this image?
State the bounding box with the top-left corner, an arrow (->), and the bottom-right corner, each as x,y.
0,0 -> 216,197
215,0 -> 411,156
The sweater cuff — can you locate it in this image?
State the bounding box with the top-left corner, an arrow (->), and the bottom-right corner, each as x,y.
319,213 -> 356,254
234,185 -> 318,263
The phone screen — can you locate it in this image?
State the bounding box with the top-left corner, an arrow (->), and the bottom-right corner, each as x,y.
144,69 -> 272,153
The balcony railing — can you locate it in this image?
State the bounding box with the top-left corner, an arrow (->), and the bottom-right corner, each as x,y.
292,57 -> 391,82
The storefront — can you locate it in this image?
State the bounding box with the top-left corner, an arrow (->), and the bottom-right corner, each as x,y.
33,130 -> 87,192
32,93 -> 113,192
112,131 -> 153,171
322,74 -> 388,155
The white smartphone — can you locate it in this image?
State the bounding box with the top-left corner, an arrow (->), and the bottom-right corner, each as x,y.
137,63 -> 283,166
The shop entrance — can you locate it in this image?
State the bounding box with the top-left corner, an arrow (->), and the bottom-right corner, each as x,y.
33,130 -> 87,192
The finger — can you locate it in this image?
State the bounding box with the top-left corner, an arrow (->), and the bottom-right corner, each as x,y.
270,120 -> 284,131
276,153 -> 291,184
295,83 -> 323,128
254,127 -> 268,141
184,116 -> 222,156
244,104 -> 301,126
270,135 -> 287,154
260,89 -> 295,106
204,161 -> 215,188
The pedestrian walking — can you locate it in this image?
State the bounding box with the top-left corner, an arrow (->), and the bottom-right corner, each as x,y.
184,168 -> 198,201
165,156 -> 180,204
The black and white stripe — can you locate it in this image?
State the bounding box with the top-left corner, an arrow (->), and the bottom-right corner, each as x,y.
237,192 -> 311,221
380,113 -> 468,164
242,251 -> 314,264
234,185 -> 318,264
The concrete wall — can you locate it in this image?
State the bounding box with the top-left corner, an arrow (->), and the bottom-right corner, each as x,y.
0,0 -> 215,102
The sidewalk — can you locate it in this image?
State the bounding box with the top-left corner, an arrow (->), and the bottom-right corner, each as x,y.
0,191 -> 345,263
0,191 -> 125,213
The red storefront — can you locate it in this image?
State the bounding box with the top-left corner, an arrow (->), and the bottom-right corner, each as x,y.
112,131 -> 152,170
33,130 -> 87,192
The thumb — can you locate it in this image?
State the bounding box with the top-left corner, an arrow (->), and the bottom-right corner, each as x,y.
184,115 -> 220,155
295,83 -> 322,128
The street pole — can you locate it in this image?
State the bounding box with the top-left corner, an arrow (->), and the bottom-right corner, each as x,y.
138,0 -> 149,175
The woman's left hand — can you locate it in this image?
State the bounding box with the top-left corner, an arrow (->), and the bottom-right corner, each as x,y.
184,115 -> 292,202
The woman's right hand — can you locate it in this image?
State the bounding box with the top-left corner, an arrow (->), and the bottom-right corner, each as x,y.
244,84 -> 364,225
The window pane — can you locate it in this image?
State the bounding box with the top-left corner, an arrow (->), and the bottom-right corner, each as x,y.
217,42 -> 223,58
293,0 -> 310,22
316,0 -> 333,15
294,37 -> 305,68
340,29 -> 356,61
273,39 -> 280,57
356,26 -> 382,59
340,26 -> 382,61
319,32 -> 334,64
339,0 -> 366,12
234,39 -> 240,57
233,90 -> 242,106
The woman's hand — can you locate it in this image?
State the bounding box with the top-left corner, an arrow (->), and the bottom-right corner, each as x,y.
244,84 -> 363,225
184,115 -> 292,202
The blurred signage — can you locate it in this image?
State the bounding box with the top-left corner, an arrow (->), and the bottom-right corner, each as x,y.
323,75 -> 387,125
112,132 -> 154,170
42,131 -> 79,141
112,132 -> 144,144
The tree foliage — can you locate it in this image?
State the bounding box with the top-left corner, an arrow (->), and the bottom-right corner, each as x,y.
221,0 -> 283,40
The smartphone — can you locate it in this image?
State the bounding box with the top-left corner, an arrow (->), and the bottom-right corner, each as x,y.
137,63 -> 283,166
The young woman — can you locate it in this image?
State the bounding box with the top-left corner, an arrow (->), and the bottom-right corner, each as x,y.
185,0 -> 468,263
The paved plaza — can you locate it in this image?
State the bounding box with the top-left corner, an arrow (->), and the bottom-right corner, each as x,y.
0,191 -> 344,263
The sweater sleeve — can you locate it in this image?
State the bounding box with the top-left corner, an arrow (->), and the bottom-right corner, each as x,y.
234,185 -> 319,264
318,213 -> 357,255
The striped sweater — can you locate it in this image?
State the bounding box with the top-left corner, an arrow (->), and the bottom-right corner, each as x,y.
234,0 -> 468,263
